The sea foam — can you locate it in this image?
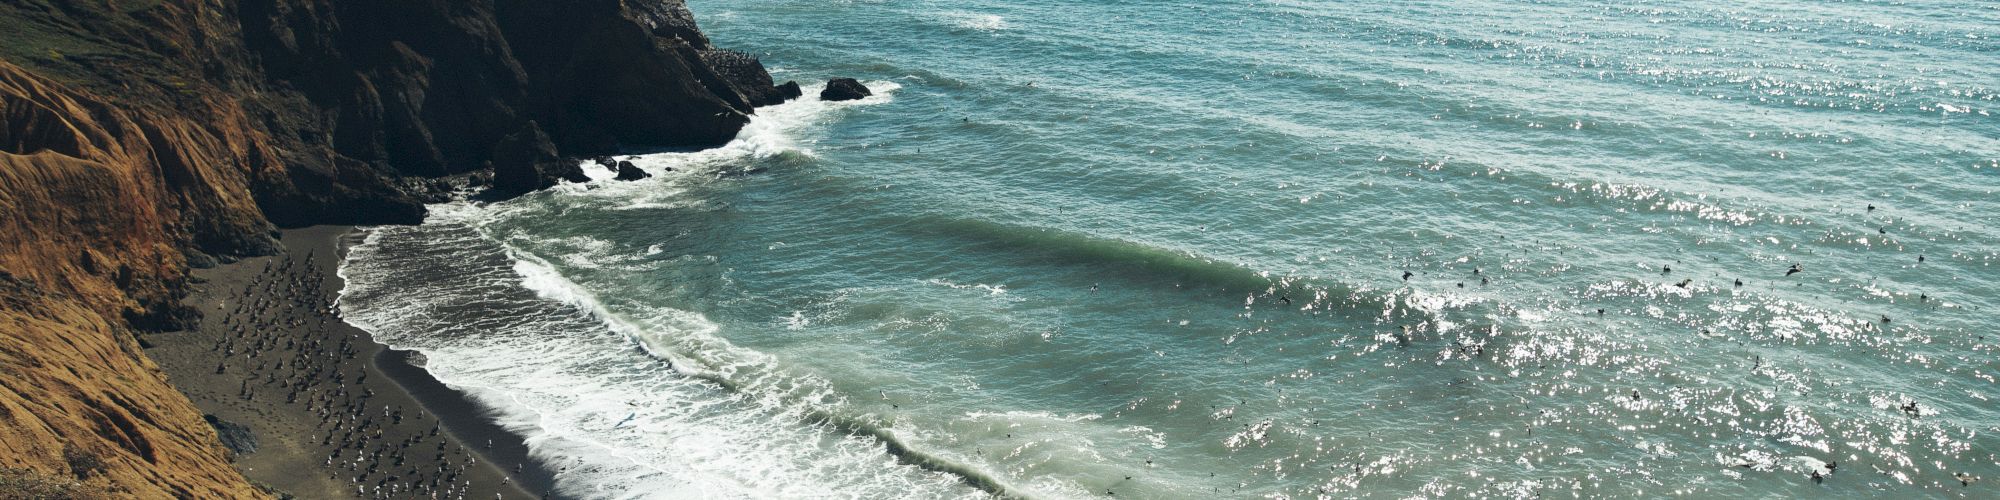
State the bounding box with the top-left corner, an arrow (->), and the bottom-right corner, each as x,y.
338,81 -> 1003,499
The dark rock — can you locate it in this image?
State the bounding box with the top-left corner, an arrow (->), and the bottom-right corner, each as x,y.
182,248 -> 219,269
699,49 -> 796,107
614,161 -> 650,181
239,0 -> 533,179
234,0 -> 794,202
490,121 -> 589,196
402,178 -> 462,204
203,415 -> 257,456
493,0 -> 753,152
821,78 -> 873,102
77,249 -> 100,275
253,155 -> 426,227
123,301 -> 201,333
777,81 -> 803,100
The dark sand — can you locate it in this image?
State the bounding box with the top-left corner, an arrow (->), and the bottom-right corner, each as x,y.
149,226 -> 561,499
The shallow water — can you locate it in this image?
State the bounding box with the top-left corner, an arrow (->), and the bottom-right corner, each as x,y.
340,1 -> 2000,498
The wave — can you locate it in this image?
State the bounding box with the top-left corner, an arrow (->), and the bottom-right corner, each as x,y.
902,216 -> 1280,293
895,216 -> 1461,322
505,242 -> 1024,498
335,80 -> 1038,498
342,214 -> 1007,498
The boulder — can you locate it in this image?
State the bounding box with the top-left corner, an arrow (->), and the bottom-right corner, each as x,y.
203,415 -> 257,456
699,49 -> 798,107
821,78 -> 872,102
490,121 -> 589,195
614,161 -> 651,181
777,81 -> 804,100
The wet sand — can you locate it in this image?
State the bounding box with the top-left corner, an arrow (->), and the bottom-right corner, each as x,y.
149,226 -> 560,499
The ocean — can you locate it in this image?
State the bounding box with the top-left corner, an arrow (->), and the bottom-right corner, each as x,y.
336,1 -> 2000,497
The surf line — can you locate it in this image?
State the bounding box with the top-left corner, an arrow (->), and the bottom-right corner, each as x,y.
814,408 -> 1023,498
494,239 -> 1028,498
619,320 -> 1026,497
630,336 -> 1025,498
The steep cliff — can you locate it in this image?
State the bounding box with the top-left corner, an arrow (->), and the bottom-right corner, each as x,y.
0,0 -> 793,496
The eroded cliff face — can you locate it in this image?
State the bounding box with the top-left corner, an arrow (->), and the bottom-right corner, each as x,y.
0,0 -> 791,496
0,58 -> 272,499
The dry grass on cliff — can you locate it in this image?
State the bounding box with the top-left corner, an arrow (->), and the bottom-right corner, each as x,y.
0,467 -> 110,500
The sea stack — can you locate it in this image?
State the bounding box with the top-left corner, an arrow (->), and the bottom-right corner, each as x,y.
821,78 -> 873,101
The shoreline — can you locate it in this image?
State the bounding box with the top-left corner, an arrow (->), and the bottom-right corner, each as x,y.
148,226 -> 561,499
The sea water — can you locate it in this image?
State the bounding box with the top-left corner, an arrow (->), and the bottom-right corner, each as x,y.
339,1 -> 2000,498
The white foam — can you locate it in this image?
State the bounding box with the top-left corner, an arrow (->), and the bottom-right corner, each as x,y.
925,278 -> 1009,296
962,411 -> 1103,423
335,81 -> 996,499
343,221 -> 987,499
933,10 -> 1010,32
542,80 -> 901,211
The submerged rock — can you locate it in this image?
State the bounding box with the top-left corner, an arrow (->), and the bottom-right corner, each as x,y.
821,78 -> 873,102
614,161 -> 651,181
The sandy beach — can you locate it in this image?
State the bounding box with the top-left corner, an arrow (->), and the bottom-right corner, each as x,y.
147,226 -> 558,499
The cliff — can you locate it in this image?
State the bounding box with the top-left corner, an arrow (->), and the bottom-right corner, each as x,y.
0,0 -> 792,496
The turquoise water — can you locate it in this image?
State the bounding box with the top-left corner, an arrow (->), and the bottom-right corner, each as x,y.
340,1 -> 2000,498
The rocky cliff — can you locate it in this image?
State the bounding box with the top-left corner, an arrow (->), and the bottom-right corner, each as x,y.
0,0 -> 792,496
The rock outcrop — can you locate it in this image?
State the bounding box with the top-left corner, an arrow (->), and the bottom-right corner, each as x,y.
0,0 -> 796,496
489,121 -> 588,196
614,161 -> 651,181
821,77 -> 874,102
777,81 -> 806,101
202,415 -> 257,456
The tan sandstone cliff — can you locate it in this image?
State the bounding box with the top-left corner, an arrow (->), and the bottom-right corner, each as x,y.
1,58 -> 269,498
